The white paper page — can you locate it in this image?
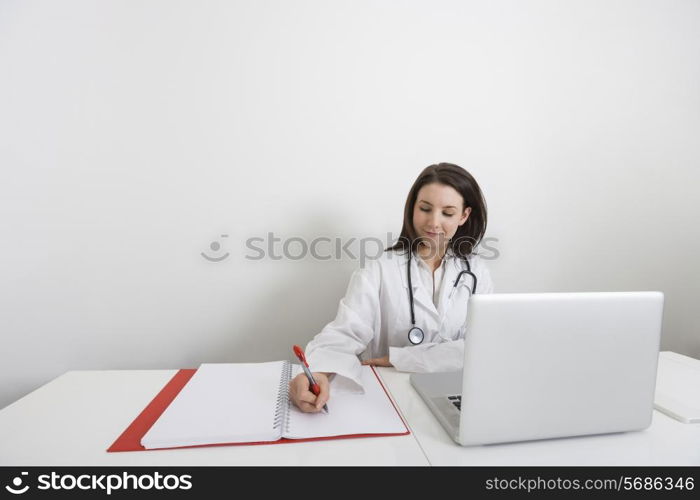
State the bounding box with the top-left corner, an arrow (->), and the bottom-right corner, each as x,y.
654,352 -> 700,423
284,365 -> 407,439
141,362 -> 285,448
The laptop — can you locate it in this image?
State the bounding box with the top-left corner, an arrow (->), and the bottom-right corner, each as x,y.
410,292 -> 664,446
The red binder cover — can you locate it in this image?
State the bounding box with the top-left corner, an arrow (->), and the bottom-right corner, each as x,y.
108,366 -> 409,452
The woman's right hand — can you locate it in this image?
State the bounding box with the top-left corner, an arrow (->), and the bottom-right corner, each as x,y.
289,372 -> 330,413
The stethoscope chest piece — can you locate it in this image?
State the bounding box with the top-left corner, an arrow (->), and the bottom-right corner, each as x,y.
408,326 -> 425,345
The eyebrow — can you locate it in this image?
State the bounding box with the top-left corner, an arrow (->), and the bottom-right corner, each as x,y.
418,199 -> 458,210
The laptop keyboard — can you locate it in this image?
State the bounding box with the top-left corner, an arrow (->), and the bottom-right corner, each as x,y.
448,395 -> 461,411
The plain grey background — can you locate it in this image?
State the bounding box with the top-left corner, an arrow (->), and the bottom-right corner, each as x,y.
1,0 -> 699,410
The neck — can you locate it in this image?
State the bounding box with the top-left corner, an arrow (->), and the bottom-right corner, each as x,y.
416,243 -> 447,272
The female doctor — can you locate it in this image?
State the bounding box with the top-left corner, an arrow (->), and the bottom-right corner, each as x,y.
290,163 -> 493,413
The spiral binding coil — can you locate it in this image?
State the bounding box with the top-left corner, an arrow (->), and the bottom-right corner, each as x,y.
273,361 -> 292,433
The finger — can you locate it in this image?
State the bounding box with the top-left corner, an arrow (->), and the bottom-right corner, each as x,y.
297,391 -> 318,405
298,401 -> 320,413
363,358 -> 382,366
314,373 -> 330,409
366,358 -> 390,367
289,378 -> 305,395
294,373 -> 312,389
292,393 -> 318,411
316,373 -> 329,390
293,378 -> 318,396
315,379 -> 330,409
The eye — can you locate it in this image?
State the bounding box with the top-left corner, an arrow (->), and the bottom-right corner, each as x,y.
443,213 -> 455,217
420,207 -> 430,213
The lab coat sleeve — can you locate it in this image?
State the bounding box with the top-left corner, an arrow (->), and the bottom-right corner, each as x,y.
305,261 -> 381,392
389,339 -> 465,373
389,255 -> 494,373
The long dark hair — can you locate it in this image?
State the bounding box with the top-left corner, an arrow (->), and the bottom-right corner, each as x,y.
386,163 -> 487,258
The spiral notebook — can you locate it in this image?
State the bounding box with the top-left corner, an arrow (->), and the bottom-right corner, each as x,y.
135,361 -> 408,449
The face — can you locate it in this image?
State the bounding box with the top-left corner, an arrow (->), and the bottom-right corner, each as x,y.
412,182 -> 471,253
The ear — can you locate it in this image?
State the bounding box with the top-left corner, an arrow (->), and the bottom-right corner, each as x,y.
458,207 -> 472,226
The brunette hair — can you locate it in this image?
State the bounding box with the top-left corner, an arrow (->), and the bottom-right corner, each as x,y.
386,163 -> 487,258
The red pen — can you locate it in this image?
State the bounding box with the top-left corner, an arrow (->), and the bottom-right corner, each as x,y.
293,345 -> 329,414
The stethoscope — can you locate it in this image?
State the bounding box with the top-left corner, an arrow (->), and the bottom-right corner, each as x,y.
407,251 -> 477,345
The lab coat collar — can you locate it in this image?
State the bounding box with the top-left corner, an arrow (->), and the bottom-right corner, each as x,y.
398,251 -> 437,317
437,256 -> 472,318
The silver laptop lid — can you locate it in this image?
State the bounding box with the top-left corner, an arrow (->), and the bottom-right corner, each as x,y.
458,291 -> 664,445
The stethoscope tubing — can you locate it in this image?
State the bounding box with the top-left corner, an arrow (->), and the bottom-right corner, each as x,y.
407,251 -> 476,345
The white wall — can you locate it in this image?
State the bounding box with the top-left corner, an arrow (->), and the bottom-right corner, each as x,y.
1,0 -> 698,409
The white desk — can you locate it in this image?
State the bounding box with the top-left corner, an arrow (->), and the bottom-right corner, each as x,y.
377,367 -> 700,466
2,367 -> 699,466
0,370 -> 428,466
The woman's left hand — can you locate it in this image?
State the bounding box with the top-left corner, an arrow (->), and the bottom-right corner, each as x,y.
361,356 -> 393,367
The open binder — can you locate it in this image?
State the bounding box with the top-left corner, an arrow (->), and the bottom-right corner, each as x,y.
108,362 -> 409,452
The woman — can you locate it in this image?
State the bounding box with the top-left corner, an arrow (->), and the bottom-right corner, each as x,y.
290,163 -> 493,413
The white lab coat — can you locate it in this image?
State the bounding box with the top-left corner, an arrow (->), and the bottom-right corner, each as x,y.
306,249 -> 494,391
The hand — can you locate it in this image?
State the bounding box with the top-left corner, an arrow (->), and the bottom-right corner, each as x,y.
361,355 -> 393,367
289,372 -> 330,413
